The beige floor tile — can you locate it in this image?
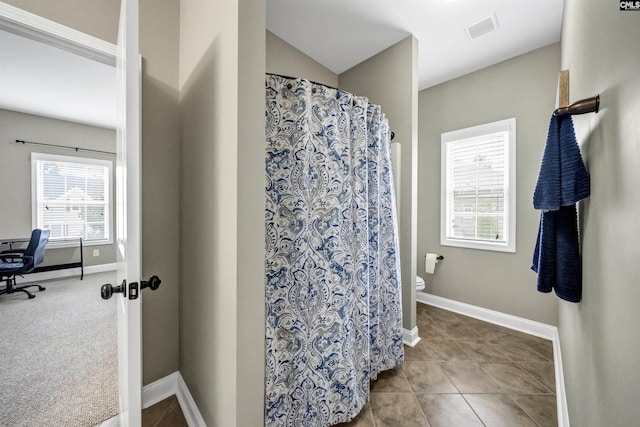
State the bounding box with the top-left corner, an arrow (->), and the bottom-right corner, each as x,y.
440,361 -> 503,393
370,393 -> 430,427
415,394 -> 483,427
142,396 -> 177,427
456,339 -> 511,362
490,340 -> 552,362
419,305 -> 456,319
438,322 -> 482,339
416,322 -> 451,340
522,337 -> 555,360
429,312 -> 468,327
370,365 -> 412,393
464,394 -> 538,427
472,322 -> 527,340
404,339 -> 470,362
481,362 -> 553,394
511,394 -> 558,427
155,399 -> 189,427
403,361 -> 458,393
335,404 -> 376,427
517,361 -> 556,392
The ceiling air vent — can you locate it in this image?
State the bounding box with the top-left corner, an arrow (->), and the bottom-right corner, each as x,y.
466,14 -> 499,40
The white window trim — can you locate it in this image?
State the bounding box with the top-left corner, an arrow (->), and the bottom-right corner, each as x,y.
440,118 -> 516,253
31,152 -> 114,247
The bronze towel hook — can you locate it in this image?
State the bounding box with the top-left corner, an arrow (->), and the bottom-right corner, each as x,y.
553,95 -> 600,117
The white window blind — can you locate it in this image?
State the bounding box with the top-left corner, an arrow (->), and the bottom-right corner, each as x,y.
441,118 -> 516,252
32,153 -> 113,245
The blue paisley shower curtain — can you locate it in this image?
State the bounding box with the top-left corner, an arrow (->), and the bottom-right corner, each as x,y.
265,75 -> 403,427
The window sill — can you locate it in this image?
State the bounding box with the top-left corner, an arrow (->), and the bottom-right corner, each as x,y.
441,238 -> 515,253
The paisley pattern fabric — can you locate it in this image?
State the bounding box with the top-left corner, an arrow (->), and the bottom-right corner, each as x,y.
265,75 -> 403,427
366,104 -> 405,381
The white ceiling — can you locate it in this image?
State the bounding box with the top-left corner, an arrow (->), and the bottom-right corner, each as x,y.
0,1 -> 563,129
267,0 -> 564,90
0,29 -> 116,129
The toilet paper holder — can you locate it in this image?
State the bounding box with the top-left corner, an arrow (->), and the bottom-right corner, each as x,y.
425,253 -> 443,274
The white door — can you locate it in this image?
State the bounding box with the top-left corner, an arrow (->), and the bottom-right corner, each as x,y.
115,0 -> 142,425
0,1 -> 144,425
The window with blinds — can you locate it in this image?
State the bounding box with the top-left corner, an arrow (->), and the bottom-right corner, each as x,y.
31,153 -> 113,245
441,118 -> 516,252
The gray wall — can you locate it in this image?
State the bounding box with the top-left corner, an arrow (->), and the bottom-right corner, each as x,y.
418,43 -> 560,326
266,30 -> 338,88
0,109 -> 116,267
179,0 -> 265,425
6,0 -> 182,386
139,0 -> 181,385
559,1 -> 640,425
340,36 -> 419,332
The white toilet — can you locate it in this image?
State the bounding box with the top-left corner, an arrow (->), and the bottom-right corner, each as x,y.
416,275 -> 425,292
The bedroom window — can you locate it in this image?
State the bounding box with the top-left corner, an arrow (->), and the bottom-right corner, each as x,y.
441,118 -> 516,252
32,153 -> 113,245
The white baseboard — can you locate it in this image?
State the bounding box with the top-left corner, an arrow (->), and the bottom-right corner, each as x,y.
142,371 -> 180,409
141,371 -> 206,427
403,326 -> 421,347
14,262 -> 117,283
416,292 -> 569,427
416,292 -> 556,340
176,372 -> 207,427
86,263 -> 117,274
551,329 -> 570,427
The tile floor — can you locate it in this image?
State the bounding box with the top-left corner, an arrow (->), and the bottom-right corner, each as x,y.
142,395 -> 188,427
340,303 -> 557,427
142,303 -> 557,427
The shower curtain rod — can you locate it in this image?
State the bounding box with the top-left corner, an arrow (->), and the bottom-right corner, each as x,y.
13,139 -> 116,155
266,72 -> 338,90
266,72 -> 395,140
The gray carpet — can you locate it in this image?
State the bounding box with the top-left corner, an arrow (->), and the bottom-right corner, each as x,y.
0,272 -> 119,427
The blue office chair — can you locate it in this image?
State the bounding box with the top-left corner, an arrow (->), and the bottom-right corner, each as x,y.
0,229 -> 50,299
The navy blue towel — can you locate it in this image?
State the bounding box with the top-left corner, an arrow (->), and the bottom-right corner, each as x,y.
531,115 -> 590,303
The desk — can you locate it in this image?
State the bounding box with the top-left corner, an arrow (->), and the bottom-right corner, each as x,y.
0,237 -> 84,279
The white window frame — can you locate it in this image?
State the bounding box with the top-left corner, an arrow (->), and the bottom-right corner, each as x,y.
441,118 -> 516,253
31,152 -> 113,247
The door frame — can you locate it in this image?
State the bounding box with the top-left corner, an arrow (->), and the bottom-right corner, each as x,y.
0,3 -> 116,65
0,2 -> 142,425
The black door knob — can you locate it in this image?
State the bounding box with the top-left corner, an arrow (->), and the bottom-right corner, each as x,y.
141,275 -> 161,291
101,280 -> 126,300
